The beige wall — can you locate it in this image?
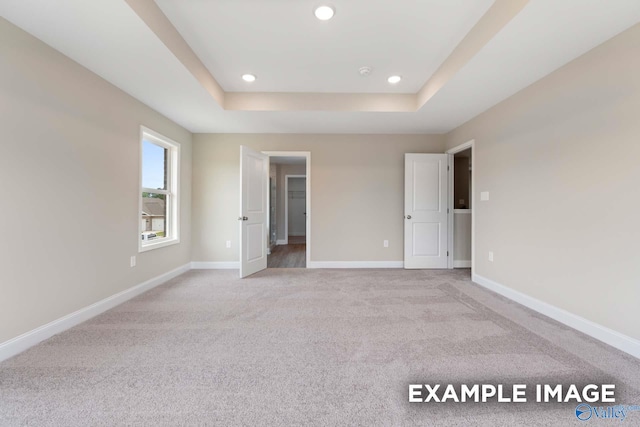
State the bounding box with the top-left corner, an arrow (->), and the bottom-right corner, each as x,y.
446,24 -> 640,340
0,19 -> 192,343
192,134 -> 445,262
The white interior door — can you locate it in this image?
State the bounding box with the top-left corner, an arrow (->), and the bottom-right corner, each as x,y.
240,146 -> 269,278
404,153 -> 448,269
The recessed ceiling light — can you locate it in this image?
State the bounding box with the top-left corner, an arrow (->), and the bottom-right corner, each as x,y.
387,75 -> 402,84
242,74 -> 256,82
314,5 -> 335,21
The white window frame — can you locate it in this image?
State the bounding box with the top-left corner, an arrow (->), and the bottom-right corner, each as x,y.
139,126 -> 180,252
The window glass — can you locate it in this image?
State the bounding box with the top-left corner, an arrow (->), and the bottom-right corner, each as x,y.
142,140 -> 167,190
141,192 -> 167,241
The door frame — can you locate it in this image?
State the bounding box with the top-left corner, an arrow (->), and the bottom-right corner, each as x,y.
284,175 -> 306,243
446,139 -> 475,275
263,151 -> 311,268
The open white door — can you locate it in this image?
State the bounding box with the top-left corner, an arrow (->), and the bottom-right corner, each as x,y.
239,146 -> 269,278
404,154 -> 449,269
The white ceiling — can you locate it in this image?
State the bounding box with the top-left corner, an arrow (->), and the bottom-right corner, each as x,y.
155,0 -> 493,93
416,0 -> 640,132
1,0 -> 639,134
0,0 -> 222,132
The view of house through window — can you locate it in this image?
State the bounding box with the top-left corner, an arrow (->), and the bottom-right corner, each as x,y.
140,128 -> 179,250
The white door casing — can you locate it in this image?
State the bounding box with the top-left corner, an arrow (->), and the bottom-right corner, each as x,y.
404,154 -> 449,269
240,146 -> 269,278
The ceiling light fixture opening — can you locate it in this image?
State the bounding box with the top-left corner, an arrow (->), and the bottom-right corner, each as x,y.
387,75 -> 402,84
314,5 -> 335,21
242,74 -> 257,82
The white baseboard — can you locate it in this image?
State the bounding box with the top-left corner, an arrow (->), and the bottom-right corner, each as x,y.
0,263 -> 191,363
307,261 -> 404,269
191,261 -> 239,269
472,273 -> 640,359
454,260 -> 472,268
276,240 -> 287,245
288,233 -> 305,237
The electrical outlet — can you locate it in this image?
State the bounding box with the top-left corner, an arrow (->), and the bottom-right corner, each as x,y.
488,252 -> 494,262
383,240 -> 389,248
226,240 -> 232,248
130,256 -> 136,267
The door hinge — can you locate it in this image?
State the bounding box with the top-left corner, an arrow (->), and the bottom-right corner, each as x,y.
447,251 -> 449,257
447,208 -> 449,214
447,165 -> 450,171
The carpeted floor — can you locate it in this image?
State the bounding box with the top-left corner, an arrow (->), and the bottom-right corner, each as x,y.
1,269 -> 639,426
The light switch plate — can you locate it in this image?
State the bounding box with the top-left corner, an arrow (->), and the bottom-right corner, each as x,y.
383,240 -> 389,248
480,191 -> 490,201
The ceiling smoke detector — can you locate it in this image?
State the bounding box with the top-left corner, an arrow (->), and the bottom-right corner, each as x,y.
359,66 -> 372,77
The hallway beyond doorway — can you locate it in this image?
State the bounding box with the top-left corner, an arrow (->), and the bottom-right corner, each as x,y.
268,242 -> 306,268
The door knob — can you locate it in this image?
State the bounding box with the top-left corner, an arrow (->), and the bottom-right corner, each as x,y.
406,215 -> 412,219
238,216 -> 248,221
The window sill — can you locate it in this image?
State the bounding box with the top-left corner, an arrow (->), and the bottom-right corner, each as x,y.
139,237 -> 180,253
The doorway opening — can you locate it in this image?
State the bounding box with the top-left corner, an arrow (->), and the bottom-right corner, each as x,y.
266,153 -> 310,268
447,140 -> 474,273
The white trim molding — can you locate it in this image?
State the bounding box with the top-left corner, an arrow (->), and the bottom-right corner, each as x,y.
276,239 -> 287,246
308,261 -> 404,269
191,261 -> 240,269
454,260 -> 472,268
0,263 -> 191,363
472,273 -> 640,359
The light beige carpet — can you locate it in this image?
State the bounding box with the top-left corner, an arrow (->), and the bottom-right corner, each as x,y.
1,269 -> 639,426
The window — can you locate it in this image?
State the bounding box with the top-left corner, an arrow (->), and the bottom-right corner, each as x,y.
139,127 -> 180,252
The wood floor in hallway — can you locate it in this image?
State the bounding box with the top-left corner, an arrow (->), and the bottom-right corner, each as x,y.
268,242 -> 306,268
